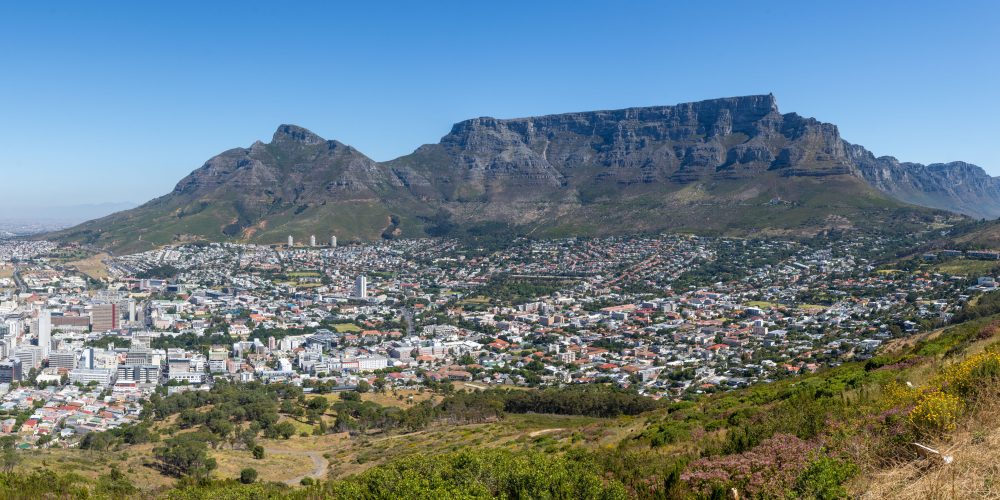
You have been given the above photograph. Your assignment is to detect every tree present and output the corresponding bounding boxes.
[356,380,371,393]
[1,448,19,473]
[252,445,265,460]
[239,467,258,484]
[153,433,218,478]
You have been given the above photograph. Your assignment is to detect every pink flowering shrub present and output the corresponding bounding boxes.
[681,433,817,497]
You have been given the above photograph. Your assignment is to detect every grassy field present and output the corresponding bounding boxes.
[15,443,176,491]
[340,388,438,408]
[211,448,316,483]
[928,258,1000,276]
[332,323,362,333]
[67,252,110,280]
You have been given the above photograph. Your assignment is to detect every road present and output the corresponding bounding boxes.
[264,448,328,485]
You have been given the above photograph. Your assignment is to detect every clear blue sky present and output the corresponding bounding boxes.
[1,0,997,211]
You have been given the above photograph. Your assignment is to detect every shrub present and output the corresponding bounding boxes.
[907,391,962,435]
[682,434,817,497]
[239,467,258,484]
[939,350,1000,398]
[794,456,859,499]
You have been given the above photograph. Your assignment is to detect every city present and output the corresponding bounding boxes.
[0,232,992,451]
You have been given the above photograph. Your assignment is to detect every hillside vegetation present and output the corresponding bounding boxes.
[9,296,1000,497]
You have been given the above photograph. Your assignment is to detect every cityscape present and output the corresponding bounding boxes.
[3,1,999,498]
[0,231,995,449]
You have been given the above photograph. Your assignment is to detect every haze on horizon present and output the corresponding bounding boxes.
[1,0,997,217]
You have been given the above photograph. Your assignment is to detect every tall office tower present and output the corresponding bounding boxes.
[37,310,51,359]
[4,319,20,348]
[288,235,294,247]
[14,346,41,370]
[330,235,337,247]
[91,304,118,332]
[128,300,137,323]
[354,275,367,299]
[0,359,22,383]
[268,336,276,351]
[85,347,96,369]
[310,235,317,247]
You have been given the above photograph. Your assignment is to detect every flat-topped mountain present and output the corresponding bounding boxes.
[51,95,993,252]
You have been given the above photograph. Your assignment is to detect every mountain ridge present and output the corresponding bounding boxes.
[49,95,992,252]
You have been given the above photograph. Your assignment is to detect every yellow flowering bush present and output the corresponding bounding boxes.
[908,391,962,434]
[938,350,1000,397]
[880,381,919,411]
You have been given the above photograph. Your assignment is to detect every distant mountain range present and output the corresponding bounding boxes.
[49,95,996,253]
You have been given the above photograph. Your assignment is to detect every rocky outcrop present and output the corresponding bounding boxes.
[848,144,1000,218]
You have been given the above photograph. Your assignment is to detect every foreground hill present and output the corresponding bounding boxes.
[50,95,992,253]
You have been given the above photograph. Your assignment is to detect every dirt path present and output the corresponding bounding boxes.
[264,448,327,485]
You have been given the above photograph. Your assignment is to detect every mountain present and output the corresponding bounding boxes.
[849,149,1000,219]
[51,95,986,253]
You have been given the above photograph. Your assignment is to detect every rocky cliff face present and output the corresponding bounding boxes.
[52,95,993,252]
[848,144,1000,219]
[387,94,859,202]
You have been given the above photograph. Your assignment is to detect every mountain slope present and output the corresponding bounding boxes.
[50,95,986,252]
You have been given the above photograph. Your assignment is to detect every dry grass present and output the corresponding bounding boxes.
[211,448,316,483]
[317,389,438,409]
[0,265,13,279]
[17,444,176,491]
[67,253,110,280]
[854,390,1000,498]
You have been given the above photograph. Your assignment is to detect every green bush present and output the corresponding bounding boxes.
[794,456,859,499]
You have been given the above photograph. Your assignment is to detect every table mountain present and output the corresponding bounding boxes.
[51,95,990,252]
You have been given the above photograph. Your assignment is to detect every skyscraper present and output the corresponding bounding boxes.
[354,275,367,299]
[288,235,294,247]
[91,304,118,332]
[37,309,51,359]
[310,234,317,247]
[330,235,337,247]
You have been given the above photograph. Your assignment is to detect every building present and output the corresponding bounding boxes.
[330,235,337,247]
[14,346,41,370]
[354,275,367,299]
[68,368,115,387]
[310,235,317,247]
[48,350,77,370]
[91,304,118,332]
[37,309,51,359]
[0,359,22,383]
[208,347,229,373]
[125,346,154,366]
[287,235,294,247]
[117,364,160,384]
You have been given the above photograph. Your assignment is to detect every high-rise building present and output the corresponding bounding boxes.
[37,310,51,359]
[208,347,229,373]
[91,304,118,332]
[330,235,337,247]
[310,235,317,247]
[0,359,23,383]
[128,300,137,323]
[48,350,77,370]
[268,336,276,351]
[354,275,367,299]
[14,347,41,370]
[287,235,294,247]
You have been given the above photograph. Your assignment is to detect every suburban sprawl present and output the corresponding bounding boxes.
[0,233,997,452]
